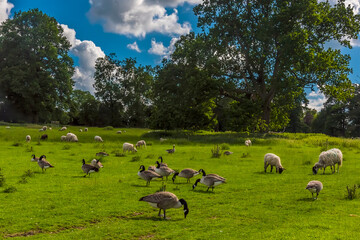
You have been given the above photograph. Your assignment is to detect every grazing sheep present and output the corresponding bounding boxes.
[312,148,343,175]
[5,126,10,129]
[94,136,103,142]
[123,142,137,153]
[42,126,47,131]
[65,133,78,142]
[91,159,104,168]
[136,140,146,148]
[60,135,66,141]
[245,139,252,147]
[79,129,83,132]
[160,137,167,142]
[223,151,233,155]
[40,134,48,140]
[264,153,285,174]
[59,126,67,131]
[25,135,31,142]
[84,128,88,132]
[117,130,122,134]
[306,180,323,199]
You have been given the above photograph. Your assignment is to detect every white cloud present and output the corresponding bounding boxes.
[127,41,141,53]
[148,37,178,59]
[326,0,360,14]
[87,0,200,37]
[0,0,14,24]
[307,90,327,111]
[61,24,105,94]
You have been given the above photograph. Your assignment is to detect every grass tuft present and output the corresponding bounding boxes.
[0,168,5,187]
[346,185,357,200]
[3,186,17,193]
[12,142,22,147]
[62,145,71,150]
[130,156,141,162]
[211,145,222,158]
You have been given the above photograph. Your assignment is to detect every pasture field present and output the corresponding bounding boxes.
[1,124,360,239]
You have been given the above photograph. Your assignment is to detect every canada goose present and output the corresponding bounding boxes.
[223,151,233,155]
[192,169,226,191]
[82,159,99,177]
[96,152,109,157]
[138,165,163,186]
[155,161,175,180]
[31,154,39,162]
[91,159,104,168]
[37,155,54,172]
[306,180,323,199]
[166,145,175,154]
[158,156,168,167]
[139,191,189,220]
[148,165,156,172]
[172,168,200,183]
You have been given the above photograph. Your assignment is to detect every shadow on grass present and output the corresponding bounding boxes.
[126,215,184,222]
[192,189,216,194]
[131,184,151,188]
[297,197,317,202]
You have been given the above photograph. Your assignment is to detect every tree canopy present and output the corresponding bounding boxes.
[0,9,74,123]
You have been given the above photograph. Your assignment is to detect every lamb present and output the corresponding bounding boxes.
[65,133,78,142]
[94,136,103,142]
[136,140,146,148]
[245,139,252,147]
[25,135,31,142]
[84,128,88,132]
[123,142,137,153]
[312,148,343,175]
[264,153,285,174]
[59,126,67,131]
[42,126,47,131]
[117,130,122,134]
[60,135,67,141]
[79,129,83,132]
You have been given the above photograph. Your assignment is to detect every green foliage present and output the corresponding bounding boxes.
[220,143,230,150]
[130,156,141,162]
[3,186,17,193]
[211,144,222,158]
[346,185,357,200]
[0,9,74,123]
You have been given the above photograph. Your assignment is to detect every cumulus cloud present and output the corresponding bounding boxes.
[307,90,327,111]
[148,37,178,59]
[127,41,141,53]
[61,24,105,94]
[87,0,200,37]
[0,0,13,24]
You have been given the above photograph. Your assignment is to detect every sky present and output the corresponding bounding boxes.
[1,0,360,111]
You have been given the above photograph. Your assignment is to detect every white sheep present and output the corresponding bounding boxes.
[94,136,103,142]
[312,148,343,175]
[65,132,78,142]
[245,139,252,146]
[136,140,146,148]
[264,153,285,174]
[123,142,137,153]
[79,129,83,132]
[84,128,88,132]
[59,126,67,131]
[117,130,122,134]
[42,126,47,131]
[25,135,31,142]
[60,135,67,141]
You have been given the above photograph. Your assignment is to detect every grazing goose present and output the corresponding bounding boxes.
[138,165,163,186]
[158,156,168,167]
[306,180,323,199]
[96,152,109,157]
[166,145,175,154]
[223,151,233,155]
[155,161,175,180]
[172,168,200,183]
[91,159,104,168]
[31,154,39,162]
[82,159,99,177]
[37,155,54,172]
[192,169,226,191]
[139,191,189,220]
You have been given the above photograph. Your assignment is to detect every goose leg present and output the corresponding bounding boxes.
[158,209,162,217]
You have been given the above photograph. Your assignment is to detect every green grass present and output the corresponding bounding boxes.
[0,125,360,239]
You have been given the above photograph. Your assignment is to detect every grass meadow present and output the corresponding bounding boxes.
[1,124,360,239]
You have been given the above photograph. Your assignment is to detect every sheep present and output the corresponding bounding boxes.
[117,130,122,134]
[79,129,83,132]
[65,132,78,142]
[136,140,146,148]
[84,128,88,132]
[264,153,285,174]
[40,134,48,140]
[25,135,31,142]
[245,139,252,147]
[60,135,67,141]
[94,136,103,142]
[312,148,343,175]
[42,126,47,131]
[123,142,137,153]
[59,126,67,131]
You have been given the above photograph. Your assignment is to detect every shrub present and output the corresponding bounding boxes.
[220,143,230,150]
[22,170,34,178]
[104,126,114,130]
[211,145,223,158]
[346,185,357,200]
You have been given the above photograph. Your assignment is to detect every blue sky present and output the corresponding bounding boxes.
[1,0,360,111]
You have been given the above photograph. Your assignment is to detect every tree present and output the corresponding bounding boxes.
[94,54,153,127]
[69,90,100,126]
[0,9,74,123]
[193,0,360,130]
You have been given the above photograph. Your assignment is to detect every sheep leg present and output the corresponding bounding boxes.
[270,166,273,172]
[264,163,268,172]
[323,167,326,174]
[206,187,210,191]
